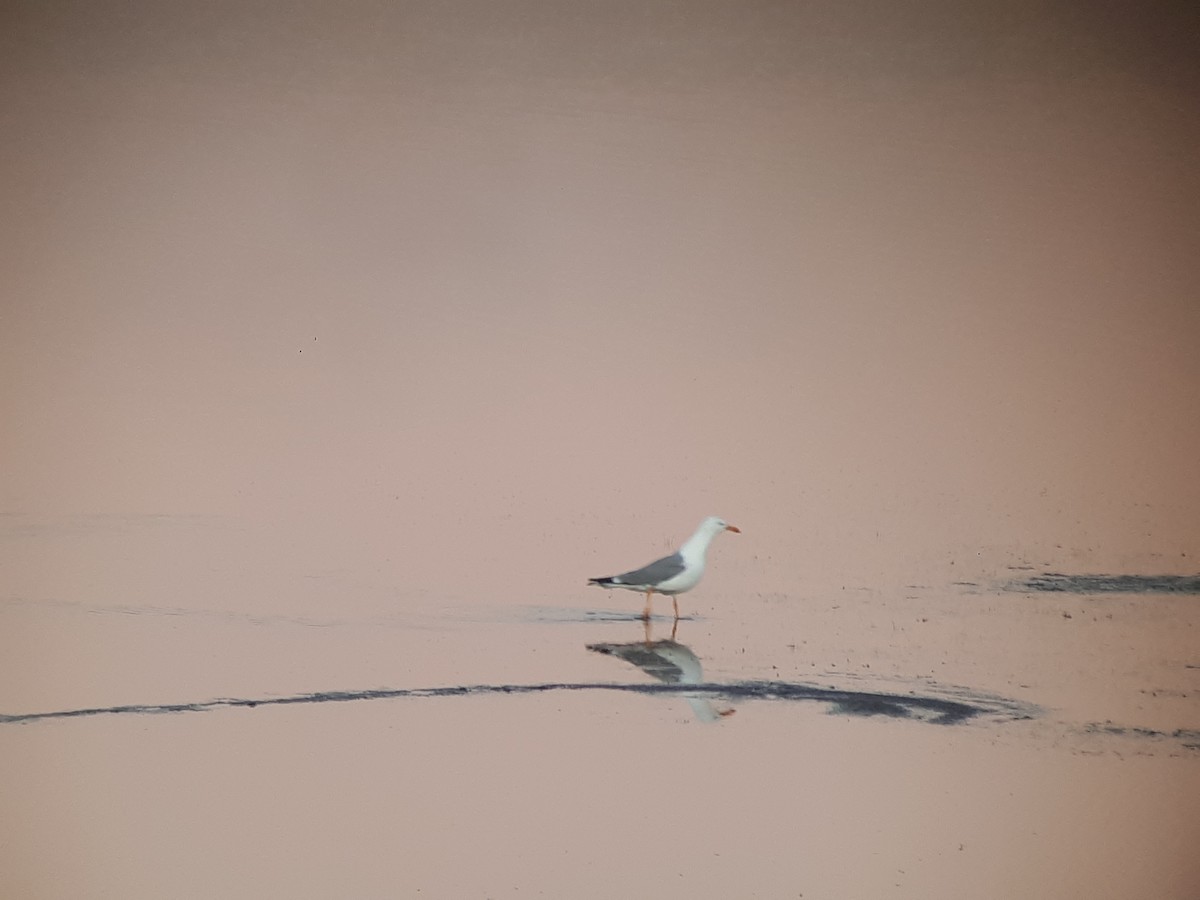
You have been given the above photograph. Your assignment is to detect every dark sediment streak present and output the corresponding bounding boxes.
[0,680,1033,726]
[1008,573,1200,594]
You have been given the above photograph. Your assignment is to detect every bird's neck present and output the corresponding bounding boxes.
[680,523,721,562]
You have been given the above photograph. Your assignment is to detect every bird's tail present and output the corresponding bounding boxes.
[588,577,619,587]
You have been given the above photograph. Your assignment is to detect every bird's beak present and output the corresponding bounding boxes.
[726,525,741,533]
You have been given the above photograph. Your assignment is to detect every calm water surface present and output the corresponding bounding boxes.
[2,3,1198,898]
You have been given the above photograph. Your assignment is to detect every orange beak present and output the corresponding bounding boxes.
[725,524,741,533]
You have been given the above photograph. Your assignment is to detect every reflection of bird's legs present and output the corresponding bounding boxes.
[641,590,653,621]
[670,616,678,642]
[643,616,652,646]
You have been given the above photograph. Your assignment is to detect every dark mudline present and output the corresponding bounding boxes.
[1010,573,1200,594]
[0,680,1031,726]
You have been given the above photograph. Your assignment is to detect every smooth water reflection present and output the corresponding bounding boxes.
[589,635,735,722]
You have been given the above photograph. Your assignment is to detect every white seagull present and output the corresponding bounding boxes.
[588,516,741,620]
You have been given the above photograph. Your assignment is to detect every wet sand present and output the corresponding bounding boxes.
[2,3,1198,898]
[2,521,1197,898]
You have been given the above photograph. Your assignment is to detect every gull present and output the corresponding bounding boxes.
[588,516,740,620]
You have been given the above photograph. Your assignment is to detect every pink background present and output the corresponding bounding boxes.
[2,3,1197,898]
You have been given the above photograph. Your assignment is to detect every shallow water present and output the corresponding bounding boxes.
[2,3,1198,898]
[3,521,1197,899]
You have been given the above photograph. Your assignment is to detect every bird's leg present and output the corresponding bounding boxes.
[641,590,652,621]
[672,595,680,620]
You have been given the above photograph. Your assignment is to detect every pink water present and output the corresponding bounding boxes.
[2,4,1198,898]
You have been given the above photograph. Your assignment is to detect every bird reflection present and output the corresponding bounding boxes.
[587,630,735,722]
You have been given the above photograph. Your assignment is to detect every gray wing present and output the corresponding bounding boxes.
[602,552,686,588]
